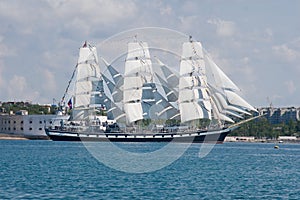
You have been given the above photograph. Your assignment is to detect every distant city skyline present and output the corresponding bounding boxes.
[0,0,299,107]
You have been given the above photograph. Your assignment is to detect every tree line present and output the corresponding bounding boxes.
[231,117,300,139]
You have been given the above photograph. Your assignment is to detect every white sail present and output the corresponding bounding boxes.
[218,112,235,123]
[123,76,143,102]
[224,90,256,112]
[101,58,123,86]
[155,74,178,102]
[179,76,207,90]
[123,41,153,124]
[73,42,101,120]
[213,92,251,115]
[160,65,179,88]
[127,42,151,59]
[182,41,203,59]
[150,74,180,120]
[203,52,256,124]
[77,39,255,128]
[101,74,123,103]
[180,59,206,76]
[124,59,152,78]
[124,102,143,123]
[179,41,212,122]
[205,55,239,91]
[77,44,99,65]
[179,102,209,122]
[125,42,152,82]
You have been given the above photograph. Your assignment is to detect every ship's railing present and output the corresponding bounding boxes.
[47,121,211,135]
[48,124,105,133]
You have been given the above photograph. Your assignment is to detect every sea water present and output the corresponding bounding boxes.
[0,140,299,199]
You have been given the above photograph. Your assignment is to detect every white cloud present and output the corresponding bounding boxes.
[207,18,236,37]
[42,69,57,93]
[272,44,300,62]
[0,0,299,107]
[178,15,199,33]
[0,35,15,57]
[48,0,138,25]
[264,28,273,41]
[7,75,39,101]
[160,5,172,16]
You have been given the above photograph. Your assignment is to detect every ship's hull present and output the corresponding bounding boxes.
[45,128,231,143]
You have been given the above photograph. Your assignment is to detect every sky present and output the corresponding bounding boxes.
[0,0,299,108]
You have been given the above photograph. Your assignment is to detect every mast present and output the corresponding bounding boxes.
[123,42,153,124]
[178,41,212,123]
[71,41,101,120]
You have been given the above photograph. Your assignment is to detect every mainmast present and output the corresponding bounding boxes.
[178,40,212,123]
[123,41,153,124]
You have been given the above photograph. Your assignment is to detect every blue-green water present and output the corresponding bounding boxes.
[1,140,299,199]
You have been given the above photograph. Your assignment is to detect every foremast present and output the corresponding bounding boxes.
[71,41,102,121]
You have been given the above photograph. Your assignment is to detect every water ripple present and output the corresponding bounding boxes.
[0,140,299,199]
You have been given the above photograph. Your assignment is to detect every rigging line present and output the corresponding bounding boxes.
[138,41,153,82]
[61,63,79,104]
[208,85,223,127]
[190,42,214,121]
[88,44,99,65]
[189,43,208,89]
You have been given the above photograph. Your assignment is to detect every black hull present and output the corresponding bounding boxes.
[45,128,231,144]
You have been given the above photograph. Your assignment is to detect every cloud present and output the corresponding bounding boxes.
[42,69,57,93]
[178,15,200,33]
[272,44,300,62]
[6,75,39,102]
[207,18,236,37]
[0,0,138,39]
[264,28,273,41]
[160,5,172,16]
[0,0,299,108]
[48,0,138,25]
[0,36,15,98]
[0,35,15,57]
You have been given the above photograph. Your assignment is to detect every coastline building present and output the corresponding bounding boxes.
[1,100,300,139]
[0,111,68,139]
[257,107,300,124]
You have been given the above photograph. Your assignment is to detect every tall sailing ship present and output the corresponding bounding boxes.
[45,38,258,143]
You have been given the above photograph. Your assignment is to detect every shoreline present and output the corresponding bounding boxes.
[0,133,49,140]
[225,136,300,143]
[0,134,28,140]
[0,134,299,143]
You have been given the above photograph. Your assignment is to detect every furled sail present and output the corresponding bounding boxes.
[178,41,212,123]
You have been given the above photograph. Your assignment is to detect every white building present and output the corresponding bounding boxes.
[0,114,68,139]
